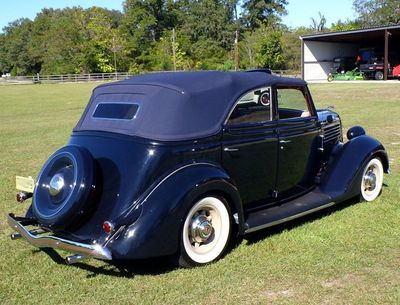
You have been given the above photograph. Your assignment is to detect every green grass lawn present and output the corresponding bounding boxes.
[1,82,399,305]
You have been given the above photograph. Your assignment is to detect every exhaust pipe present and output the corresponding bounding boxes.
[11,228,46,240]
[10,232,22,240]
[65,254,86,265]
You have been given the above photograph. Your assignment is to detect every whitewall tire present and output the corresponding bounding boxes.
[360,158,384,202]
[179,196,231,267]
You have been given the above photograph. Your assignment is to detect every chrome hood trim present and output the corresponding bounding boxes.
[8,214,112,263]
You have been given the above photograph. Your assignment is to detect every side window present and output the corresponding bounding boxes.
[277,87,311,119]
[227,87,272,125]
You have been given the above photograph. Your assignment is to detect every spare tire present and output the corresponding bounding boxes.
[32,145,96,228]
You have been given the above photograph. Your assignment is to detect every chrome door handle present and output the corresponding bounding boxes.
[223,147,239,152]
[279,140,291,144]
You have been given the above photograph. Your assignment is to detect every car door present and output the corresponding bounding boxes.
[222,87,278,206]
[275,85,320,199]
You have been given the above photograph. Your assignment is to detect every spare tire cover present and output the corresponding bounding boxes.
[32,145,95,228]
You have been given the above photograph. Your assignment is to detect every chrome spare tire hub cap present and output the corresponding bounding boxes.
[190,214,213,243]
[363,169,376,191]
[49,173,65,196]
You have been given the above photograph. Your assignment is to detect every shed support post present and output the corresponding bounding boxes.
[300,38,304,80]
[384,29,389,81]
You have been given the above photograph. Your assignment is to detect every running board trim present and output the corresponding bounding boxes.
[244,201,336,234]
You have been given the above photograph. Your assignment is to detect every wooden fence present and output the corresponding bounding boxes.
[0,70,301,85]
[36,72,136,83]
[0,72,136,84]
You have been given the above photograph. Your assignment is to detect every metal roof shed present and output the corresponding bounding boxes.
[300,25,400,81]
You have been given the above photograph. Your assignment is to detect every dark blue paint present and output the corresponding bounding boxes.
[110,164,241,259]
[15,71,389,262]
[320,135,389,199]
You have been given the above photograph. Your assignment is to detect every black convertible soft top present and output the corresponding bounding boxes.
[74,71,306,141]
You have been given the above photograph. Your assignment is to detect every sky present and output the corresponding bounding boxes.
[0,0,357,32]
[0,0,123,31]
[282,0,356,29]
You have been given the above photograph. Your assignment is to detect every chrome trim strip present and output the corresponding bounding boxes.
[104,226,125,247]
[244,201,336,234]
[121,162,216,217]
[144,162,214,202]
[8,214,112,262]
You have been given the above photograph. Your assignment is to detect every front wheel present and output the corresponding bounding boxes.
[178,196,231,267]
[360,158,384,201]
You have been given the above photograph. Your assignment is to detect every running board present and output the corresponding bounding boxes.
[244,189,335,234]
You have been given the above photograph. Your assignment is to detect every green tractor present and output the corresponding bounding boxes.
[327,68,365,82]
[327,57,365,81]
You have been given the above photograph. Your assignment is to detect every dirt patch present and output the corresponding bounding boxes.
[261,288,295,301]
[321,273,362,289]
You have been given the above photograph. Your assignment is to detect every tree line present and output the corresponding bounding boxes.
[0,0,397,76]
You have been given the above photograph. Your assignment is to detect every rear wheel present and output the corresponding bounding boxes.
[360,158,383,202]
[375,71,384,80]
[178,196,231,267]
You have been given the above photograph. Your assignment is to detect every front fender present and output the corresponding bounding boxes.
[109,162,242,260]
[321,134,389,200]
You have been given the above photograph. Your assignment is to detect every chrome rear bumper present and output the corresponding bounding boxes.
[8,214,112,264]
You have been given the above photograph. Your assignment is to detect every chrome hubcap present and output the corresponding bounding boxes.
[363,169,376,191]
[49,173,65,196]
[190,214,213,243]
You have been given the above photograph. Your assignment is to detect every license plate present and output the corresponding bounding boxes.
[16,176,35,193]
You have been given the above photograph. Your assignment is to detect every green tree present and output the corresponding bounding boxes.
[121,0,177,70]
[2,18,36,75]
[240,26,285,70]
[256,30,284,69]
[241,0,288,29]
[174,0,237,69]
[26,8,89,74]
[38,9,87,74]
[146,33,173,71]
[331,19,362,31]
[0,34,11,73]
[27,9,56,73]
[281,27,312,70]
[0,0,297,75]
[353,0,400,26]
[86,7,125,73]
[19,7,125,74]
[240,30,259,68]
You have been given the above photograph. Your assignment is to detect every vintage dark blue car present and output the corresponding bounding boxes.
[9,70,389,267]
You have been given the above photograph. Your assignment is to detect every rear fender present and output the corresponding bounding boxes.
[321,134,389,200]
[110,162,243,259]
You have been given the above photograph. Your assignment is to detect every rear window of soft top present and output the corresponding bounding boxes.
[93,103,139,120]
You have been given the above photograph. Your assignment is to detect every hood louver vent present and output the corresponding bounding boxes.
[323,121,342,144]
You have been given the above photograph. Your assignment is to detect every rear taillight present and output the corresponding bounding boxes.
[103,221,114,234]
[16,192,32,203]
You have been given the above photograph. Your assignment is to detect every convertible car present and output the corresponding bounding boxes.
[9,70,389,267]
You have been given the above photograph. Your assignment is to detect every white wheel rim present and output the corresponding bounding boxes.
[182,197,230,264]
[361,158,383,201]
